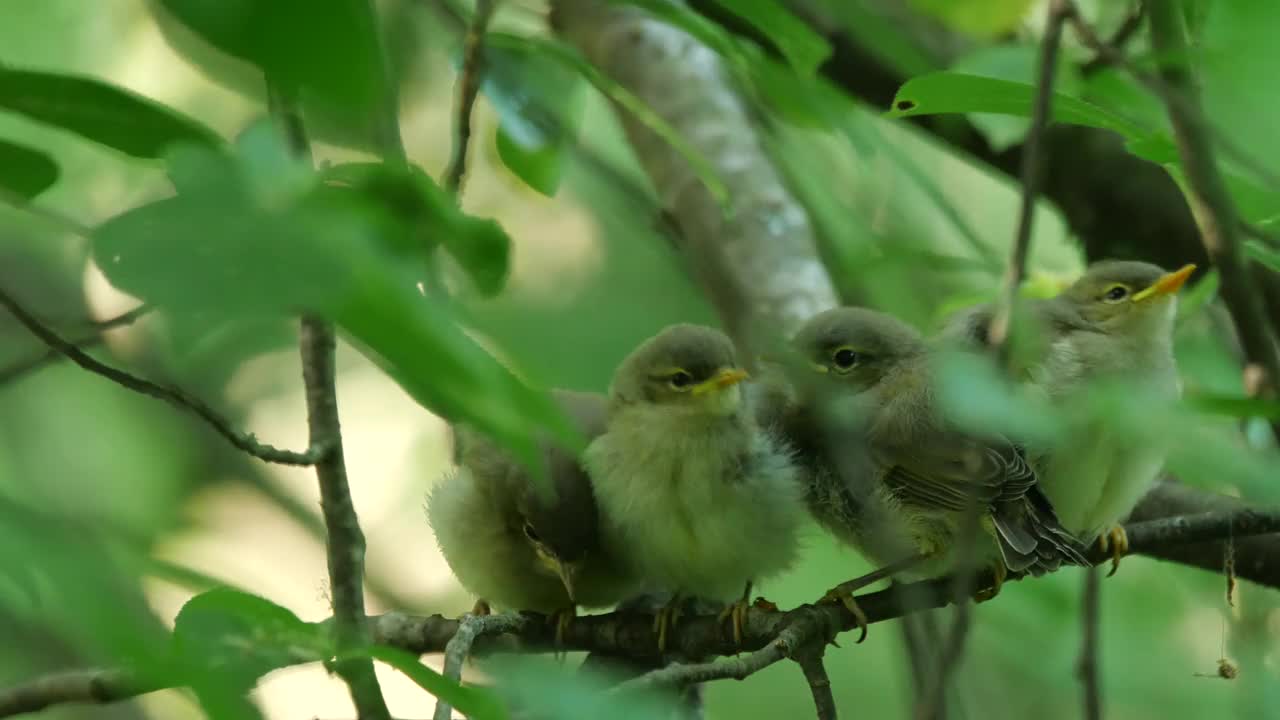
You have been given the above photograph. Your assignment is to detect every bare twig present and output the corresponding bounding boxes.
[1146,3,1280,432]
[795,646,838,720]
[988,0,1071,356]
[433,613,527,720]
[0,288,320,465]
[0,304,151,385]
[0,669,160,717]
[5,507,1278,718]
[269,83,391,720]
[1080,1,1145,76]
[1079,567,1102,720]
[442,0,498,195]
[916,603,969,720]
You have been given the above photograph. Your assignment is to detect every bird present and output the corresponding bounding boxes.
[942,261,1194,573]
[583,324,806,650]
[427,390,638,641]
[774,307,1086,634]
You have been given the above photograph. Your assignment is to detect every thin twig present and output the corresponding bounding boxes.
[916,602,969,720]
[0,288,320,465]
[4,508,1278,718]
[269,82,391,720]
[433,613,527,720]
[1079,567,1102,720]
[442,0,498,195]
[1145,2,1280,441]
[795,647,838,720]
[0,304,152,385]
[1080,1,1145,76]
[988,0,1071,358]
[0,669,160,717]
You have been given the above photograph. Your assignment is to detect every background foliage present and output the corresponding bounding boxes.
[1,1,1277,718]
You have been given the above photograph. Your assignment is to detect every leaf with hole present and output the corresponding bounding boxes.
[0,139,58,200]
[0,67,221,158]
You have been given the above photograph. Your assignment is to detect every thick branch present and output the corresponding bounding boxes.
[551,0,838,349]
[795,647,838,720]
[269,84,390,720]
[1147,3,1280,410]
[0,288,320,465]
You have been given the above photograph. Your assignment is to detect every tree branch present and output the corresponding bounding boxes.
[268,82,391,720]
[1146,3,1280,425]
[1078,567,1102,720]
[795,646,838,720]
[0,288,320,465]
[989,0,1071,354]
[433,613,527,720]
[550,0,839,351]
[0,670,159,718]
[0,304,151,385]
[5,509,1273,719]
[442,0,497,195]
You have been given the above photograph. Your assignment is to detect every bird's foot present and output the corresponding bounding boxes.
[972,562,1007,603]
[716,598,755,646]
[548,605,576,648]
[471,599,492,617]
[1097,525,1129,577]
[819,583,869,644]
[652,596,684,653]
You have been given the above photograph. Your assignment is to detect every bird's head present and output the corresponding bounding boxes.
[609,324,749,417]
[1057,260,1195,339]
[513,473,601,604]
[792,307,925,394]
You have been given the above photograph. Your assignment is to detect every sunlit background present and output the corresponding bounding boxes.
[1,1,1277,719]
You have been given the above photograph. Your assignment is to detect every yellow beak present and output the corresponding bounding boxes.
[554,560,578,603]
[1132,263,1196,302]
[691,367,750,396]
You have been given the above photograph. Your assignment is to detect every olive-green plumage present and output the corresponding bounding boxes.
[775,307,1085,579]
[428,390,638,614]
[941,260,1191,543]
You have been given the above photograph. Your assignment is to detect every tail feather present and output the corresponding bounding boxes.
[991,487,1088,575]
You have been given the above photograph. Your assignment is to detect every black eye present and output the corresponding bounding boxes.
[668,371,693,389]
[832,348,860,370]
[522,522,541,542]
[1104,285,1129,301]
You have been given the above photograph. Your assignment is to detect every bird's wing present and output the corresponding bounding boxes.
[877,435,1023,512]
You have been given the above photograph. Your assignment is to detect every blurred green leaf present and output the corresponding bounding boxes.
[365,645,507,720]
[948,44,1082,151]
[1176,268,1219,326]
[1244,238,1280,272]
[0,67,221,158]
[488,32,730,208]
[0,139,58,200]
[481,38,585,197]
[92,133,571,473]
[173,587,325,690]
[706,0,831,74]
[1185,392,1280,420]
[908,0,1036,37]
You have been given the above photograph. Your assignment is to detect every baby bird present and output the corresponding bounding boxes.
[780,308,1085,631]
[428,390,637,640]
[584,324,805,650]
[942,261,1193,571]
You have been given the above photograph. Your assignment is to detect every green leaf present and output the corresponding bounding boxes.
[1245,239,1280,272]
[887,72,1152,139]
[948,44,1083,151]
[1185,392,1280,420]
[908,0,1037,38]
[0,67,221,158]
[154,0,390,149]
[92,135,571,472]
[487,33,730,209]
[172,588,325,690]
[0,139,58,199]
[481,38,585,197]
[1176,268,1220,324]
[706,0,832,74]
[322,161,510,294]
[365,645,508,720]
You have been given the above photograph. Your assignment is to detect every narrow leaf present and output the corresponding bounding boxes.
[706,0,832,74]
[0,67,221,158]
[0,139,58,199]
[365,645,508,720]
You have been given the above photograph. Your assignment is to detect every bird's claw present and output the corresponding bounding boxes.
[1097,525,1129,577]
[716,598,753,646]
[653,599,683,653]
[819,585,868,644]
[973,562,1007,603]
[548,605,576,648]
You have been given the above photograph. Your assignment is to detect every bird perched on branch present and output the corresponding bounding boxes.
[942,260,1194,573]
[428,391,637,641]
[773,307,1085,634]
[584,324,805,650]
